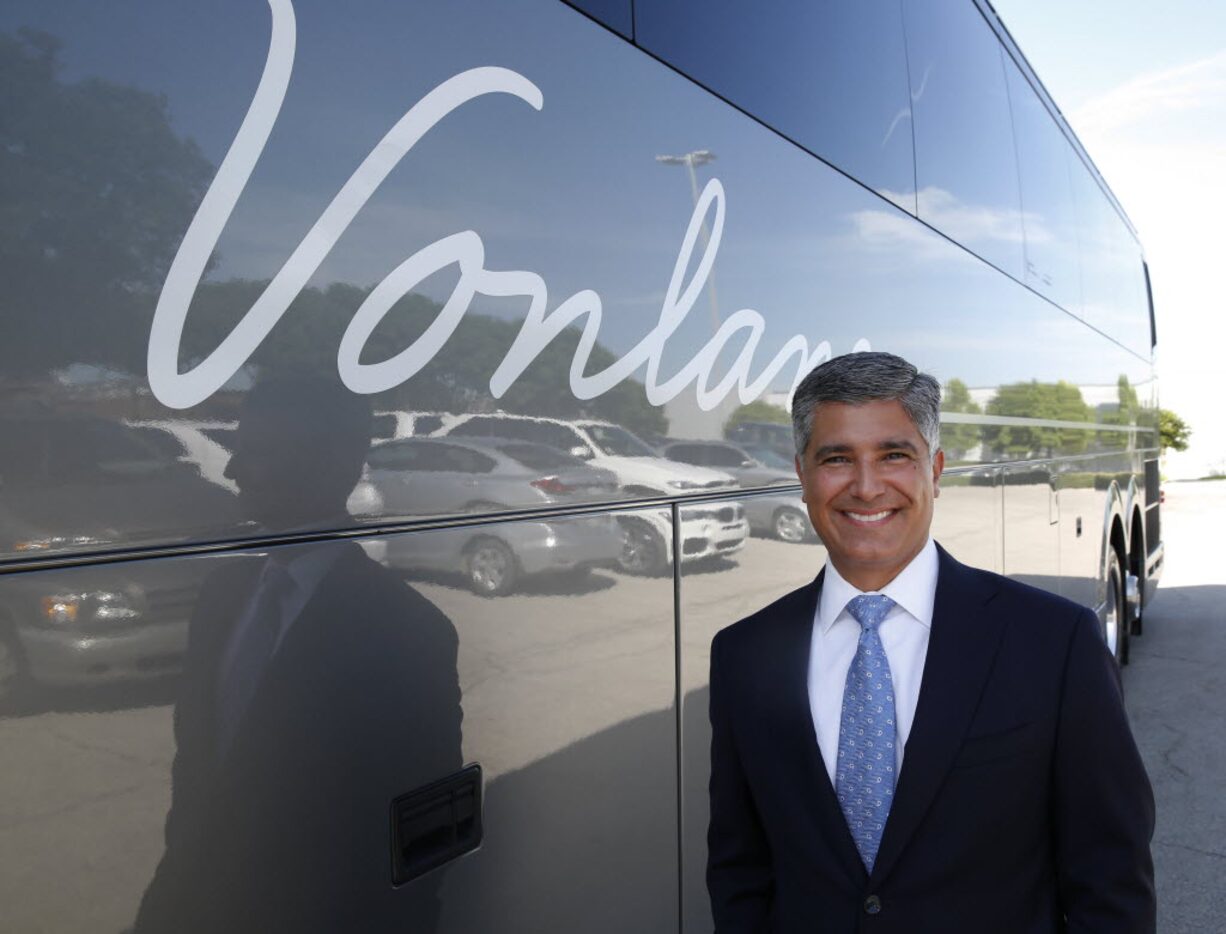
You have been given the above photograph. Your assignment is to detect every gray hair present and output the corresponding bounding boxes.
[791,352,941,459]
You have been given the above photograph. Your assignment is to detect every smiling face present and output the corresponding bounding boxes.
[795,399,943,592]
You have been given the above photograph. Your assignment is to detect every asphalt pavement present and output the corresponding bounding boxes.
[1125,479,1226,933]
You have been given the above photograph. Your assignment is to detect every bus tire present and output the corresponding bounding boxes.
[1103,547,1129,667]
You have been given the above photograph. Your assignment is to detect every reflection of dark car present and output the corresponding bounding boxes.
[661,440,814,544]
[725,420,794,459]
[0,553,237,697]
[742,445,795,471]
[0,416,243,699]
[367,437,624,595]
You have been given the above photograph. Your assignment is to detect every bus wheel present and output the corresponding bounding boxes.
[1103,548,1129,666]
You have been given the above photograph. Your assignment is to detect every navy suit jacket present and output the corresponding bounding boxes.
[707,544,1155,933]
[136,544,462,933]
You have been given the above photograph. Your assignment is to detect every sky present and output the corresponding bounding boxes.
[993,0,1226,479]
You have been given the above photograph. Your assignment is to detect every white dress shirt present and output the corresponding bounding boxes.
[808,538,939,785]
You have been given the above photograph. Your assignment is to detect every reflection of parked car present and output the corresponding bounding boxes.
[128,419,384,518]
[370,410,459,445]
[437,415,749,573]
[660,440,814,543]
[0,553,239,696]
[368,437,624,594]
[440,414,738,497]
[368,436,621,514]
[0,416,245,699]
[743,444,795,471]
[725,420,793,458]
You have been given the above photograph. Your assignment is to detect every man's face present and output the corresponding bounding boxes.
[794,399,943,592]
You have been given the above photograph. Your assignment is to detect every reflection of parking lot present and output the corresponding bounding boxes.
[0,476,1085,933]
[0,530,816,934]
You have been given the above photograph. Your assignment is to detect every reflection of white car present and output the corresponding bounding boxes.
[437,414,747,574]
[613,503,749,576]
[439,414,738,497]
[660,440,814,543]
[126,419,384,518]
[371,410,460,445]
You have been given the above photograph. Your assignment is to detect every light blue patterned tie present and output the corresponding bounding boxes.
[835,593,898,872]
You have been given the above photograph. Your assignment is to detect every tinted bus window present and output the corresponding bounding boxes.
[635,0,917,212]
[903,0,1024,279]
[563,0,632,39]
[1069,158,1151,356]
[1003,57,1082,313]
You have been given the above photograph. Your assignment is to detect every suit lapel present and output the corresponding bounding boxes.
[774,570,871,886]
[869,545,1005,885]
[221,544,365,764]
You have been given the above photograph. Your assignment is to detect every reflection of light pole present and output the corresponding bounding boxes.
[656,150,719,336]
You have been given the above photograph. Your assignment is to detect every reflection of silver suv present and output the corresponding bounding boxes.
[440,414,738,497]
[438,415,749,574]
[368,437,623,595]
[661,440,814,543]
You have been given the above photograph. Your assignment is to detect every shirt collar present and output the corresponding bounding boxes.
[817,537,939,633]
[263,545,344,599]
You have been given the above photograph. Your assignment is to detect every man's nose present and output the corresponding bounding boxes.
[849,460,886,499]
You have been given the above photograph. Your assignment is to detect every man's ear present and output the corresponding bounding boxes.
[794,454,806,500]
[932,448,945,496]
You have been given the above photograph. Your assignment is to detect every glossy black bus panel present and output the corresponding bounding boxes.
[0,1,1159,931]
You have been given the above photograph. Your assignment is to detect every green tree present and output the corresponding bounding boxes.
[940,378,982,463]
[983,381,1092,458]
[726,399,790,430]
[0,29,214,375]
[1158,408,1191,454]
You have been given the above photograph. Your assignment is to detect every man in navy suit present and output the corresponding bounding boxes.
[707,352,1155,933]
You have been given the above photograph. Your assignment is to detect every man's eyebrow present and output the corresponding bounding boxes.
[811,444,852,460]
[810,439,920,460]
[879,439,919,453]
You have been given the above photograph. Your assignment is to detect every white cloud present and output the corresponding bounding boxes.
[1072,50,1226,137]
[1068,49,1226,478]
[849,186,1044,257]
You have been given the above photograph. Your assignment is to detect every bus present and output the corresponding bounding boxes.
[0,1,1161,931]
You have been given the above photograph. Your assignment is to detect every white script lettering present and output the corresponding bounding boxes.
[148,0,857,410]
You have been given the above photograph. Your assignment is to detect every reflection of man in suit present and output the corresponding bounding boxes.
[136,377,462,933]
[708,353,1154,932]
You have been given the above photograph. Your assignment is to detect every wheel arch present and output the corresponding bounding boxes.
[1094,481,1129,615]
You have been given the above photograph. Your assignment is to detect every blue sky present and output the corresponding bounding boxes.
[994,0,1226,478]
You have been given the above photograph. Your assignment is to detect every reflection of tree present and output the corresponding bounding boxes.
[725,400,789,431]
[1098,374,1141,448]
[983,381,1092,458]
[181,282,666,434]
[0,27,665,432]
[940,378,981,463]
[0,30,213,375]
[1116,375,1140,422]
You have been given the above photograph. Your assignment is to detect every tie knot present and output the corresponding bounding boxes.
[845,594,895,631]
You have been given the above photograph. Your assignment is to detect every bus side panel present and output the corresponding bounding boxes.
[0,512,678,932]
